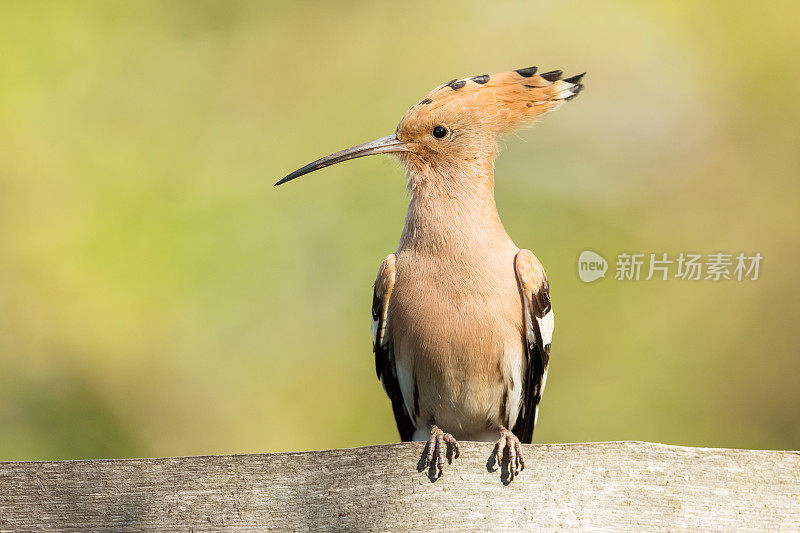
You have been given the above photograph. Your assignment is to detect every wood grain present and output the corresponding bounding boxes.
[1,441,798,532]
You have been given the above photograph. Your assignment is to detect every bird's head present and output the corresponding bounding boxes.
[276,67,584,187]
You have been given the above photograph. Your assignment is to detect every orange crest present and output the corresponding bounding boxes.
[399,67,584,137]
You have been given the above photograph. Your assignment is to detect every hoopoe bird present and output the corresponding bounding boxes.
[277,66,584,480]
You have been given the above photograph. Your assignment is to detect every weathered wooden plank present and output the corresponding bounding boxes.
[1,441,798,532]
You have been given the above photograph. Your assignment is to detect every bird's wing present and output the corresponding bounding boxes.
[512,249,554,444]
[372,253,416,441]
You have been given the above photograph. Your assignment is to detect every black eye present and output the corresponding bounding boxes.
[432,125,448,139]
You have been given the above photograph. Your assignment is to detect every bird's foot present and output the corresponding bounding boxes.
[496,426,525,481]
[425,425,460,478]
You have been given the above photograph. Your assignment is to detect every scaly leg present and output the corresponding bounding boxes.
[496,426,526,481]
[425,424,461,477]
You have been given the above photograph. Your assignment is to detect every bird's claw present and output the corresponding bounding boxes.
[425,425,460,477]
[496,427,525,481]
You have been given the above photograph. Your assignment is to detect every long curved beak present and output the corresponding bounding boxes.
[275,134,408,186]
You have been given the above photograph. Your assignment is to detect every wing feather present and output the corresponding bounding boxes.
[512,249,554,444]
[373,254,416,441]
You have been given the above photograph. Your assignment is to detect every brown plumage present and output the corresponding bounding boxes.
[278,66,583,480]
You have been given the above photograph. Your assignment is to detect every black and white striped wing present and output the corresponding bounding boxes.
[512,249,554,444]
[372,253,416,442]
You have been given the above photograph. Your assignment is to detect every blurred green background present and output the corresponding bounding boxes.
[1,1,798,460]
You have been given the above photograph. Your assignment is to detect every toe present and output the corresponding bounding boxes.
[436,435,446,472]
[450,437,461,459]
[515,440,526,471]
[497,434,507,465]
[426,434,436,467]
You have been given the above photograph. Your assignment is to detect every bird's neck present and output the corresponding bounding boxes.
[397,162,512,256]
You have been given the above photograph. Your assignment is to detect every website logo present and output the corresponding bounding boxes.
[578,250,608,283]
